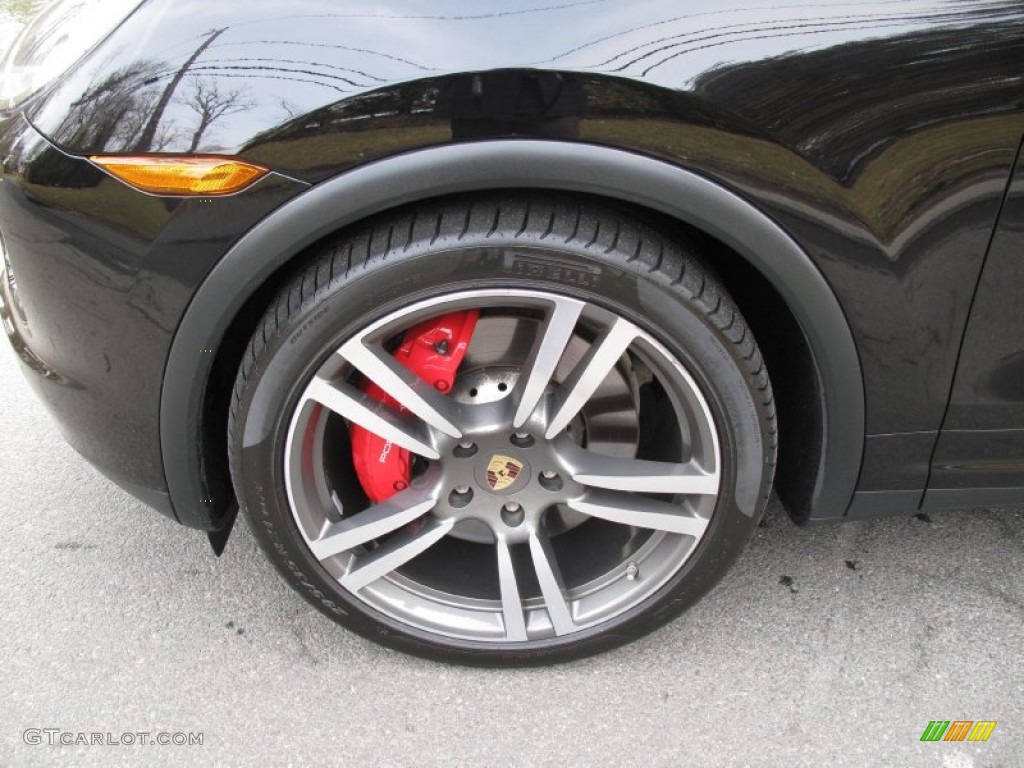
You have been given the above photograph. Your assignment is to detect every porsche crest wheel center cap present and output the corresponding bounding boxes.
[476,452,530,495]
[486,454,523,491]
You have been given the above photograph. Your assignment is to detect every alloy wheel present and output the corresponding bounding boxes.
[283,289,721,644]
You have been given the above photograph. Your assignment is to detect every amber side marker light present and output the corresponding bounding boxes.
[89,155,268,196]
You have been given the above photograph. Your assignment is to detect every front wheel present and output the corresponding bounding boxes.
[228,193,776,665]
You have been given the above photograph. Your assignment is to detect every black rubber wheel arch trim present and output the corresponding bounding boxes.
[159,139,864,531]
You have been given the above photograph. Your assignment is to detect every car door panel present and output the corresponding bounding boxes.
[925,137,1024,506]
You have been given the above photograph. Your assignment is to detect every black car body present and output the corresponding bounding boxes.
[2,0,1022,663]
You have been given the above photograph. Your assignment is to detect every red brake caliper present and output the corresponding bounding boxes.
[351,310,479,503]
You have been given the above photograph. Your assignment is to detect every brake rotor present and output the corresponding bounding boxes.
[453,315,640,455]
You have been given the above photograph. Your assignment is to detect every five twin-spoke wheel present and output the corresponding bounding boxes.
[229,194,775,664]
[285,291,721,643]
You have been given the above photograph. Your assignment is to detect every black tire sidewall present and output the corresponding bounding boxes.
[232,242,769,665]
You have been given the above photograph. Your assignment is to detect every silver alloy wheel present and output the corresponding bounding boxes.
[284,289,721,644]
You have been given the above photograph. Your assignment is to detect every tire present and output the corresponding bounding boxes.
[228,192,776,666]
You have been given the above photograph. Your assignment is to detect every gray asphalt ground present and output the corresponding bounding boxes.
[1,339,1023,768]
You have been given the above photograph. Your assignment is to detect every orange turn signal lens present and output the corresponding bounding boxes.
[89,155,268,196]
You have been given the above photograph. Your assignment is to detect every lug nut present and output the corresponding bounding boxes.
[449,485,473,509]
[453,441,478,458]
[501,502,525,527]
[510,432,535,448]
[538,470,563,491]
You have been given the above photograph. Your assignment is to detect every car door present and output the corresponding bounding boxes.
[924,139,1024,510]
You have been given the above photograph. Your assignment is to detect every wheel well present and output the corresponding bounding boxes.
[198,190,823,528]
[695,228,823,522]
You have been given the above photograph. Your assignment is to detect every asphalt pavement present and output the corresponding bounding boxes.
[1,332,1022,768]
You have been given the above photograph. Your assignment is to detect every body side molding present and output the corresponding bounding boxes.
[160,140,864,529]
